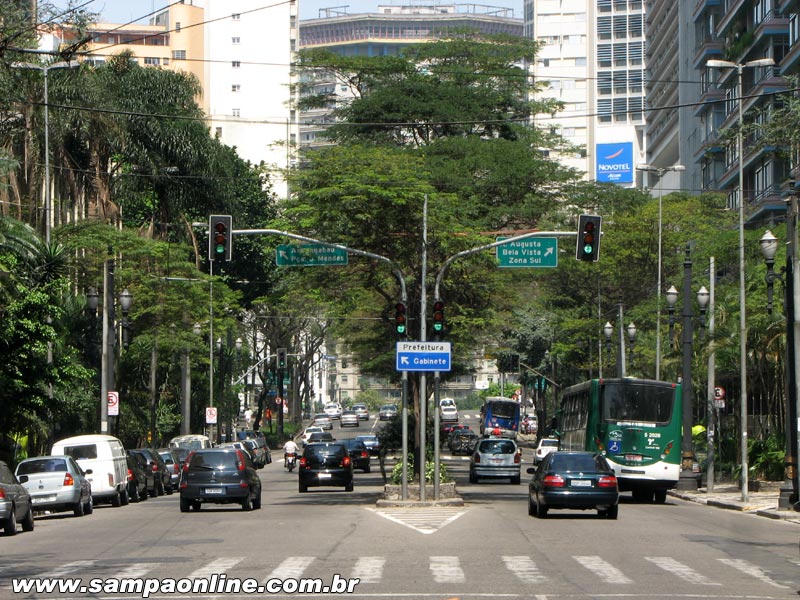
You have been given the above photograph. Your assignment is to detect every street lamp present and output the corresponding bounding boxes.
[668,246,710,491]
[12,61,79,245]
[636,164,685,380]
[603,321,614,361]
[627,323,637,368]
[707,56,775,502]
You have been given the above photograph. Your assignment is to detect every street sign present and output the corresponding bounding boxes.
[496,237,558,268]
[396,341,451,372]
[107,391,119,416]
[276,243,348,266]
[205,406,218,424]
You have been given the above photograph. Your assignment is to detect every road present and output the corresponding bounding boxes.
[2,410,799,599]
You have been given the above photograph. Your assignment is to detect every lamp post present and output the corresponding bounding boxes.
[627,323,637,369]
[760,225,800,510]
[603,321,614,377]
[666,246,709,491]
[179,322,203,436]
[12,61,79,244]
[707,56,775,502]
[636,164,685,380]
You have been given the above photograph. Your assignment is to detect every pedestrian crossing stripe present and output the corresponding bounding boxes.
[366,506,467,534]
[4,555,793,591]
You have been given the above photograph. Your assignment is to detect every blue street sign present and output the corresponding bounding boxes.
[396,341,452,372]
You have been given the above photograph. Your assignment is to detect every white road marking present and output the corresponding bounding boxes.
[502,555,547,583]
[188,557,244,580]
[718,558,790,589]
[574,555,633,584]
[645,556,719,585]
[367,507,467,534]
[264,556,315,582]
[351,556,385,583]
[429,555,465,583]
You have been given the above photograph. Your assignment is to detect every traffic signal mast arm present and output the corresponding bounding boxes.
[433,230,579,302]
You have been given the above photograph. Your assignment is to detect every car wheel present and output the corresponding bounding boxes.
[605,505,619,520]
[21,506,34,532]
[3,509,17,535]
[84,495,94,515]
[654,489,667,504]
[111,491,121,507]
[241,492,252,511]
[120,488,129,506]
[299,483,308,493]
[345,481,354,492]
[180,498,191,513]
[73,499,85,517]
[166,482,174,495]
[253,491,262,510]
[536,501,548,519]
[192,501,201,511]
[511,476,521,485]
[528,496,536,517]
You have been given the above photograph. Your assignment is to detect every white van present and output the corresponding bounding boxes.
[51,435,128,506]
[168,434,212,452]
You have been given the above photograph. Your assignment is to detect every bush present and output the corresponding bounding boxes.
[389,447,451,484]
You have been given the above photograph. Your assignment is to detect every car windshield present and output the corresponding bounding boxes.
[17,458,67,474]
[549,453,602,472]
[541,439,559,448]
[189,452,239,470]
[479,440,516,454]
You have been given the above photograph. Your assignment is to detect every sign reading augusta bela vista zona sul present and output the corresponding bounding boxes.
[596,142,633,184]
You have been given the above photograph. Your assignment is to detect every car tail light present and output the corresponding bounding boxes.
[63,473,75,487]
[543,474,565,488]
[236,450,246,471]
[342,456,351,467]
[0,489,6,500]
[173,463,180,474]
[514,451,522,464]
[151,463,159,472]
[361,451,369,459]
[183,451,195,472]
[127,468,134,482]
[180,482,187,490]
[107,473,114,488]
[299,457,308,468]
[473,453,480,463]
[597,475,617,488]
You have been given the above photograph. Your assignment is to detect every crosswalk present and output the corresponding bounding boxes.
[11,553,793,591]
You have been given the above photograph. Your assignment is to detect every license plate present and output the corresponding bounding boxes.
[318,473,332,479]
[625,454,643,462]
[491,458,504,464]
[32,495,56,504]
[571,479,592,487]
[204,488,224,495]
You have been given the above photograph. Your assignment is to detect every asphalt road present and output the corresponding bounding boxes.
[2,412,799,599]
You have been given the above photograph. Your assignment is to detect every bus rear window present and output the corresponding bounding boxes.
[601,383,674,423]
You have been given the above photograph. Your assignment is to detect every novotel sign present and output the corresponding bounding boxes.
[596,142,633,184]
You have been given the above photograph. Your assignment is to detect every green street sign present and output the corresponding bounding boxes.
[496,237,558,268]
[276,243,348,267]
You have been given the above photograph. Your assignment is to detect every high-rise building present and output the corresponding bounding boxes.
[524,0,644,187]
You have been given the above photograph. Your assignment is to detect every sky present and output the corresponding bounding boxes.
[53,0,522,24]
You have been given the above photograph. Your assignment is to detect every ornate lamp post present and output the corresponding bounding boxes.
[627,323,637,368]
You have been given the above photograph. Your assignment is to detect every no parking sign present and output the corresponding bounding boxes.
[107,391,119,416]
[206,406,218,424]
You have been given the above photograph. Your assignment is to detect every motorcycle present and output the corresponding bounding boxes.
[285,452,297,472]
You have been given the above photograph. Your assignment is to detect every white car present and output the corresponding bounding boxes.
[301,426,324,446]
[439,405,459,423]
[324,402,342,420]
[534,438,559,465]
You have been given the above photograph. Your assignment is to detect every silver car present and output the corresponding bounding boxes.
[340,410,360,428]
[0,460,34,535]
[469,437,522,484]
[15,456,94,517]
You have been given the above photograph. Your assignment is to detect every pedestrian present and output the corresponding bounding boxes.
[265,407,273,433]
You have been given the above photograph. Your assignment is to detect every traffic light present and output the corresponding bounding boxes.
[394,302,407,337]
[209,215,233,261]
[277,348,287,369]
[432,300,445,338]
[576,214,602,262]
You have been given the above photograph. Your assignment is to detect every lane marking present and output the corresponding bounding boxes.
[430,556,465,583]
[574,555,632,584]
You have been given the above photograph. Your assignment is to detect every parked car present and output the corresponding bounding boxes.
[301,426,324,446]
[341,439,371,473]
[312,414,333,430]
[299,442,354,493]
[157,449,182,491]
[352,403,370,421]
[354,434,381,457]
[242,439,270,468]
[130,448,171,495]
[534,438,560,465]
[179,448,262,512]
[439,398,459,423]
[448,429,479,455]
[15,456,93,517]
[469,437,522,484]
[378,404,398,421]
[527,451,619,519]
[324,402,342,420]
[0,460,34,535]
[51,434,128,506]
[125,454,148,503]
[127,450,157,498]
[340,410,360,428]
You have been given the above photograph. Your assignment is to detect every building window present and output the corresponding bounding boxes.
[232,61,240,68]
[144,57,161,65]
[232,84,241,92]
[232,37,240,45]
[232,108,240,117]
[175,22,181,32]
[172,50,186,60]
[215,127,222,138]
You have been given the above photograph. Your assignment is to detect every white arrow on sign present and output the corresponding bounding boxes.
[544,247,554,257]
[401,357,409,365]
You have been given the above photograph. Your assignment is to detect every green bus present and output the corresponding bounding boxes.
[557,378,682,503]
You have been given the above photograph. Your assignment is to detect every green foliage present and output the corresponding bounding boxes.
[389,448,452,484]
[748,434,785,481]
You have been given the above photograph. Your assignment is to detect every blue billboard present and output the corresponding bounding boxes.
[596,142,633,184]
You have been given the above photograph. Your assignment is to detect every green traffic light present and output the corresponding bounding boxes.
[583,243,594,254]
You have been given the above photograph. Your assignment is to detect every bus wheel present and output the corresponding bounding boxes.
[654,489,667,504]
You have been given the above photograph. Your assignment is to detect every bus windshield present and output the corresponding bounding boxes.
[601,382,675,424]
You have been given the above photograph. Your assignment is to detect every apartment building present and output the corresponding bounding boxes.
[52,0,297,198]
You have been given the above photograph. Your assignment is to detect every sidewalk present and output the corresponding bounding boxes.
[668,481,800,523]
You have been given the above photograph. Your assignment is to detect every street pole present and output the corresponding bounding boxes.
[419,195,428,502]
[676,245,698,491]
[706,257,716,493]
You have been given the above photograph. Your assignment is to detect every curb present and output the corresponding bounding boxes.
[375,498,465,508]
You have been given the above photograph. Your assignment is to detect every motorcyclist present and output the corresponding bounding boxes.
[283,438,299,468]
